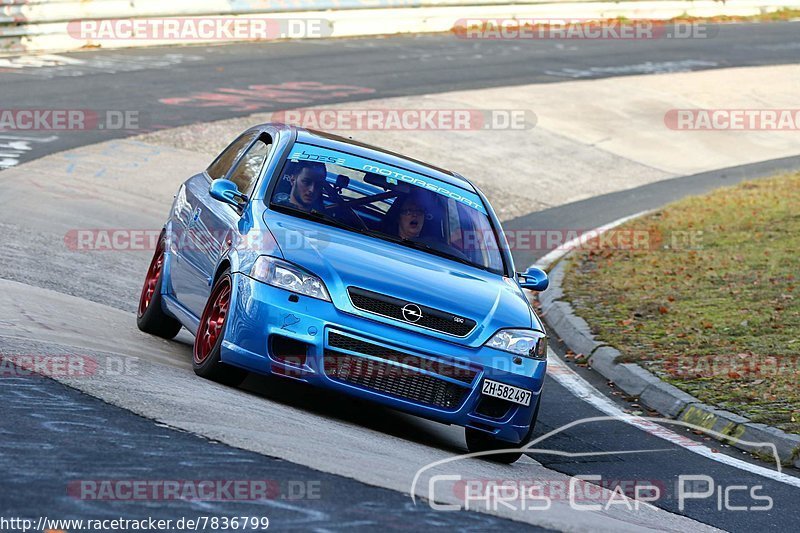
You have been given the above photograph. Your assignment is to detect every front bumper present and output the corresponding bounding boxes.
[221,273,546,443]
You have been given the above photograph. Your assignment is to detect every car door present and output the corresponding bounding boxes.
[196,133,274,292]
[170,132,268,318]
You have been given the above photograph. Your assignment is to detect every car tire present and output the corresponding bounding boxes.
[137,234,182,339]
[192,269,248,387]
[465,397,541,464]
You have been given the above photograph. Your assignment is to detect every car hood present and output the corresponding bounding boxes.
[266,211,534,344]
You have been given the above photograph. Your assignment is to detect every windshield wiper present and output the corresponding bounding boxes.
[307,209,362,232]
[272,203,361,233]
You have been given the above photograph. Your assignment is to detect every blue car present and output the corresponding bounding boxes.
[137,123,549,463]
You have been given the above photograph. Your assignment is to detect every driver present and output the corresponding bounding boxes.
[274,161,327,211]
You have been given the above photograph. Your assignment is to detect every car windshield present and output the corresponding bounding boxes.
[269,142,506,275]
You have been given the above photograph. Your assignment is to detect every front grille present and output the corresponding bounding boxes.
[327,331,476,384]
[324,350,468,409]
[348,287,476,337]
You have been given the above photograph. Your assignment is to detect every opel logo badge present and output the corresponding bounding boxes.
[401,303,423,323]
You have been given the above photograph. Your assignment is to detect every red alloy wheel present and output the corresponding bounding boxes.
[194,276,232,365]
[138,239,165,317]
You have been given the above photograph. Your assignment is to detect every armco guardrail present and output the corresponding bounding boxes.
[2,0,799,54]
[1,0,580,23]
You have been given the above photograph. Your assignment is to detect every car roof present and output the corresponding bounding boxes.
[253,123,478,193]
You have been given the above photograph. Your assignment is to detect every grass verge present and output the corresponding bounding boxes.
[562,173,800,434]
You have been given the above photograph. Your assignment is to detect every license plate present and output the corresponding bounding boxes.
[481,379,531,406]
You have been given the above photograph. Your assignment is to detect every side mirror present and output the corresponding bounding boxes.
[209,179,247,208]
[519,267,549,292]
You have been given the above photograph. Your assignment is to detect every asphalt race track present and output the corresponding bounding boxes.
[1,22,800,532]
[2,22,800,168]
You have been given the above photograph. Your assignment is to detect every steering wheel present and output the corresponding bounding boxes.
[324,201,369,231]
[429,240,472,262]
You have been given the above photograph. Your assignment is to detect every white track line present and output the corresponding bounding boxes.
[546,354,800,488]
[533,209,800,488]
[532,210,650,271]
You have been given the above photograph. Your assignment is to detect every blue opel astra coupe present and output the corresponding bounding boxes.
[137,123,549,463]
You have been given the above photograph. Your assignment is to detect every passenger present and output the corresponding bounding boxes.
[397,196,427,240]
[385,191,431,241]
[274,161,327,211]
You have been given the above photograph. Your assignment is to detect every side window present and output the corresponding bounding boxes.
[206,132,257,180]
[228,138,272,197]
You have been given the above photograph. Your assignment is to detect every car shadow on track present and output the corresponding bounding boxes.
[171,332,468,454]
[244,373,467,452]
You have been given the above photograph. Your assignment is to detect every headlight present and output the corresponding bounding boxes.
[486,329,547,360]
[250,256,331,301]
